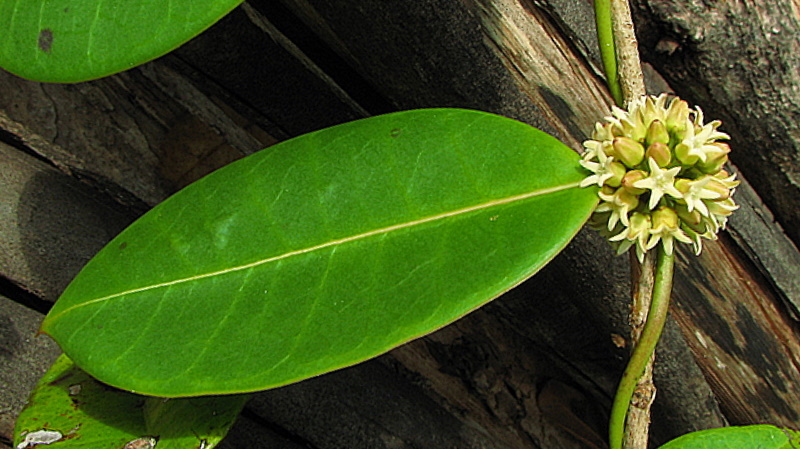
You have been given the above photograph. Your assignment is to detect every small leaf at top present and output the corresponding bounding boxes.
[14,354,249,449]
[41,108,598,397]
[658,425,800,449]
[0,0,243,82]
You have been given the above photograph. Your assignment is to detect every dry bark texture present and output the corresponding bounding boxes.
[2,1,799,448]
[633,0,800,247]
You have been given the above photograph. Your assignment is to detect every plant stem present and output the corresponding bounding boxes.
[594,0,624,106]
[623,251,656,449]
[608,249,675,449]
[596,1,655,447]
[609,0,645,105]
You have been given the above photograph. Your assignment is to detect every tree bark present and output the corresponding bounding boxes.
[633,0,800,248]
[2,1,799,448]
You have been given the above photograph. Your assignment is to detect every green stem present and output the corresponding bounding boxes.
[608,249,675,449]
[594,0,624,107]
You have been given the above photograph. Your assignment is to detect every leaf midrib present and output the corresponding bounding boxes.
[48,181,581,321]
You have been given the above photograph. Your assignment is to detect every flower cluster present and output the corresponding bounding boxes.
[581,94,738,261]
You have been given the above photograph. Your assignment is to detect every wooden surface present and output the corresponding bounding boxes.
[2,1,799,448]
[633,0,800,246]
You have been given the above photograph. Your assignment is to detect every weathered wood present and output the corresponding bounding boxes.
[0,142,138,301]
[172,3,371,136]
[0,296,60,448]
[672,236,800,427]
[632,0,800,249]
[0,60,275,206]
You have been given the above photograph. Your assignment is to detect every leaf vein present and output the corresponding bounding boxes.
[52,181,581,318]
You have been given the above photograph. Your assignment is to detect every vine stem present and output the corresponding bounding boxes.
[593,0,623,106]
[593,0,657,447]
[608,249,675,449]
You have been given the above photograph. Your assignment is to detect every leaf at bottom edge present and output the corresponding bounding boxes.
[14,354,250,449]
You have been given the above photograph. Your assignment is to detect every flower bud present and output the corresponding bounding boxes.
[615,188,639,209]
[713,170,740,190]
[704,177,732,200]
[665,98,690,131]
[613,137,645,168]
[628,212,651,233]
[621,170,648,195]
[645,142,672,167]
[674,178,691,195]
[707,197,738,217]
[674,142,699,166]
[674,203,706,233]
[605,161,627,187]
[696,142,730,174]
[645,120,670,147]
[601,185,616,195]
[651,205,679,232]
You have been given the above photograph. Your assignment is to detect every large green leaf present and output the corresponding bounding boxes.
[14,354,249,449]
[0,0,243,82]
[658,425,800,449]
[41,108,597,397]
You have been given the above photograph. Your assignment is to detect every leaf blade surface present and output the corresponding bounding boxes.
[42,109,597,396]
[658,425,800,449]
[0,0,243,82]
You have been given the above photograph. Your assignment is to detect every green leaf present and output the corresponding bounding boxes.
[0,0,243,82]
[14,354,249,449]
[658,425,800,449]
[41,108,597,397]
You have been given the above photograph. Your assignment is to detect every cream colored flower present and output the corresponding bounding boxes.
[675,176,721,216]
[632,158,683,209]
[647,207,693,256]
[597,188,639,229]
[579,148,618,188]
[610,212,652,263]
[580,94,738,259]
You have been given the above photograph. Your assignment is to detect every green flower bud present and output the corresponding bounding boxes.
[665,98,690,131]
[645,141,672,167]
[616,188,640,210]
[674,142,699,166]
[605,161,627,187]
[696,142,730,174]
[613,137,645,168]
[715,169,731,179]
[651,206,679,231]
[674,203,706,233]
[645,120,670,147]
[704,177,732,200]
[621,170,648,195]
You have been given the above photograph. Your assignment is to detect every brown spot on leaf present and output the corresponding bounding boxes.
[38,29,53,53]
